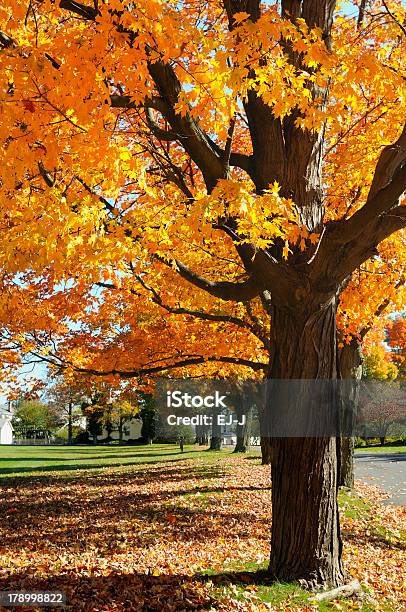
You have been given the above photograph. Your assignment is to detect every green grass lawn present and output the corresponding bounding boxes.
[1,442,404,479]
[356,445,406,453]
[0,443,229,478]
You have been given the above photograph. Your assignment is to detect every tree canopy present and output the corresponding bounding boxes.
[0,0,404,389]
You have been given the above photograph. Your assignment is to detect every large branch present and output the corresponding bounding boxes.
[311,205,406,289]
[28,348,267,377]
[0,30,15,48]
[59,0,98,20]
[213,221,301,295]
[223,0,261,29]
[338,124,406,241]
[134,274,270,349]
[163,257,263,301]
[146,61,225,191]
[310,127,406,287]
[282,1,336,50]
[76,354,268,376]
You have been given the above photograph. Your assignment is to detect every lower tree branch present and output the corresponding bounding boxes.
[156,255,264,302]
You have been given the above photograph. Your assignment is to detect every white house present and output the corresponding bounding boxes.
[100,417,142,442]
[0,405,14,444]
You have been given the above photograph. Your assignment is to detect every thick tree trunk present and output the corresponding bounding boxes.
[269,299,345,589]
[338,339,363,488]
[271,437,343,588]
[260,436,272,464]
[338,436,354,489]
[233,402,252,453]
[234,434,246,453]
[244,405,253,452]
[210,413,222,450]
[210,436,222,450]
[260,390,272,463]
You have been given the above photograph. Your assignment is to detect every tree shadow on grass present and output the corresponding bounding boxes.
[355,453,406,462]
[0,449,203,464]
[343,530,406,552]
[0,571,217,611]
[0,461,269,556]
[0,568,278,611]
[0,454,206,476]
[1,494,269,554]
[0,464,226,489]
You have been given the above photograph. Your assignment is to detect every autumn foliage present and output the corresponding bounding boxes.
[0,0,405,590]
[0,0,403,384]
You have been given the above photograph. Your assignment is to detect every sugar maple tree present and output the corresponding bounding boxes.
[386,315,406,378]
[0,0,405,590]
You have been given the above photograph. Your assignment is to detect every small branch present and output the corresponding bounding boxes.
[357,0,367,31]
[74,176,115,213]
[359,276,405,339]
[110,94,167,114]
[59,0,98,20]
[382,0,406,36]
[323,101,385,158]
[134,273,269,348]
[0,30,16,48]
[28,348,267,377]
[38,162,55,188]
[222,117,236,176]
[311,580,361,603]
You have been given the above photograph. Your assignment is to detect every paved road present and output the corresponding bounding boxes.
[354,452,406,506]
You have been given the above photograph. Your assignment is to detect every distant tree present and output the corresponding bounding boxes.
[359,383,405,445]
[363,345,398,381]
[82,404,104,444]
[12,400,62,434]
[48,381,86,445]
[139,394,158,444]
[387,317,406,379]
[108,400,140,444]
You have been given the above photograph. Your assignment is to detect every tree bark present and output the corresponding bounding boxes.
[210,436,222,450]
[210,412,222,450]
[67,401,73,446]
[338,339,363,488]
[269,298,345,589]
[244,404,253,452]
[118,417,124,445]
[260,436,272,464]
[234,434,246,453]
[260,389,272,463]
[338,436,354,489]
[233,402,251,453]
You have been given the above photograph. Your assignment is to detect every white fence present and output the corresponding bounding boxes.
[13,439,65,446]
